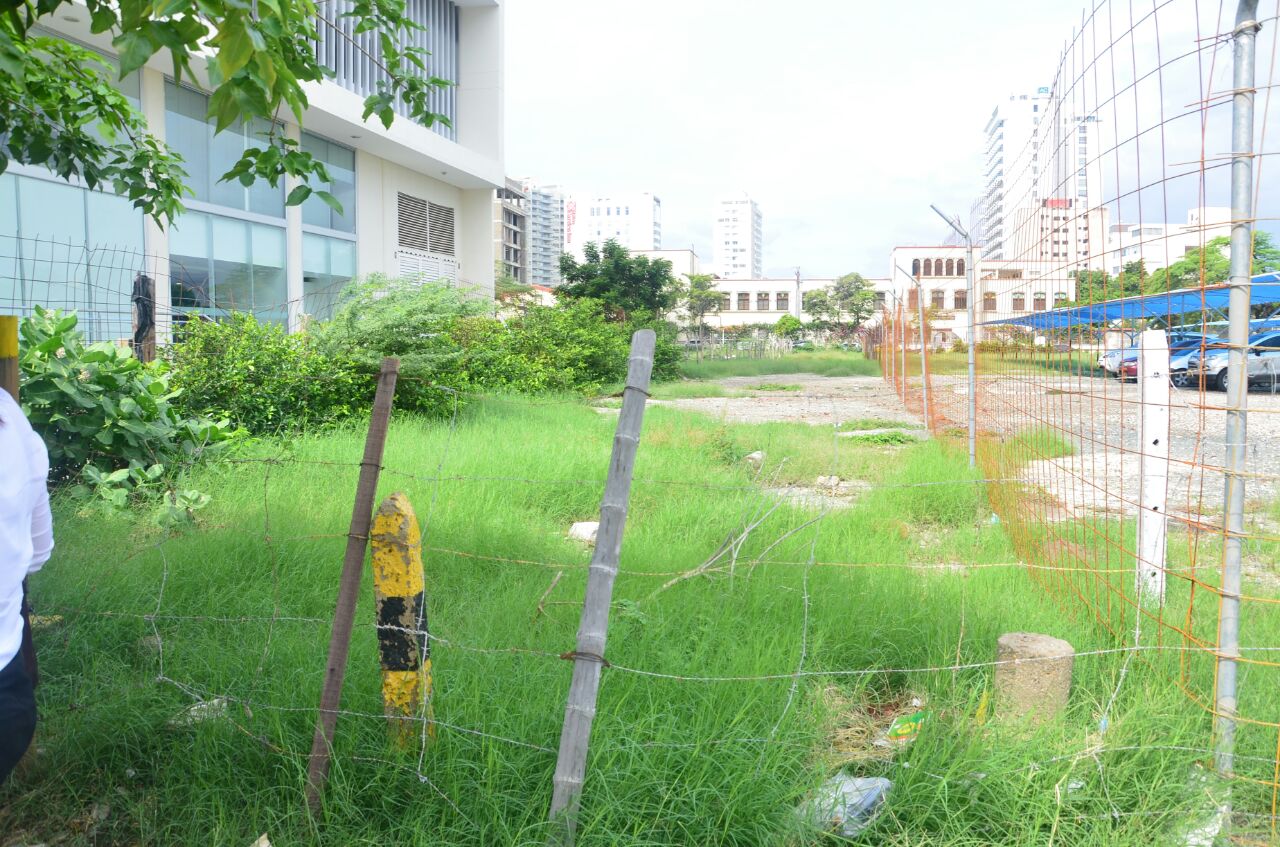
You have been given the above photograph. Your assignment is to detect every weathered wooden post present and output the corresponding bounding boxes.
[305,357,399,815]
[547,330,655,844]
[369,492,433,747]
[0,314,17,400]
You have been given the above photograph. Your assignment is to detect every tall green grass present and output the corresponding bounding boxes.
[680,350,880,380]
[4,397,1259,844]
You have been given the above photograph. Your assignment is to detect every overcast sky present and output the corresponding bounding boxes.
[504,1,1274,279]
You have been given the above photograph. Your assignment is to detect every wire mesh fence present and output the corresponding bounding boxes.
[877,0,1280,832]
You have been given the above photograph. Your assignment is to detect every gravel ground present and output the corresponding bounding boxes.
[653,375,925,427]
[658,371,1280,527]
[925,372,1280,522]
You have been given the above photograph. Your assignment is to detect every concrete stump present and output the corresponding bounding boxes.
[993,632,1074,723]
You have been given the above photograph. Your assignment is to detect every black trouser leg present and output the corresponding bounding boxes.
[0,651,37,786]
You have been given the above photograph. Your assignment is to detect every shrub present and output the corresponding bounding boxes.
[950,338,968,353]
[168,312,371,434]
[314,275,492,416]
[455,298,630,393]
[18,307,234,500]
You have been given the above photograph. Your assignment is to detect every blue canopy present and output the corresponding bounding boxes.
[982,273,1280,330]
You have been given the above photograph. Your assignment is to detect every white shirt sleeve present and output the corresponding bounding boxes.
[25,423,53,573]
[29,486,52,574]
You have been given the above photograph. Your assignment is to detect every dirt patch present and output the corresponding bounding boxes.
[652,374,923,427]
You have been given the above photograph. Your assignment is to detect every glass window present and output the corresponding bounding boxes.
[757,292,770,310]
[983,292,997,311]
[169,211,288,325]
[302,133,356,232]
[165,82,284,217]
[4,173,143,342]
[953,290,966,309]
[737,292,749,310]
[777,292,789,311]
[302,234,356,321]
[931,289,945,309]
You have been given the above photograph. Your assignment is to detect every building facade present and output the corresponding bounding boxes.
[494,178,529,284]
[980,89,1101,264]
[1,0,504,342]
[711,194,763,278]
[1097,206,1232,278]
[886,245,1076,345]
[562,192,661,259]
[633,248,702,285]
[519,179,565,287]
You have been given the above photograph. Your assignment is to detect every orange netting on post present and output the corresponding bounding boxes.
[958,0,1280,832]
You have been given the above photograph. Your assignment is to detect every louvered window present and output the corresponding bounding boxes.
[396,193,456,257]
[428,202,455,255]
[397,193,431,251]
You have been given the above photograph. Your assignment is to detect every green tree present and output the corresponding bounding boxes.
[1143,233,1280,293]
[557,239,678,321]
[679,273,723,338]
[773,314,804,340]
[829,272,877,334]
[801,273,875,336]
[1,0,452,224]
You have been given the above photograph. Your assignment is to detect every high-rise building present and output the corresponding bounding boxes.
[493,178,529,284]
[562,192,661,259]
[979,89,1101,263]
[711,194,763,278]
[519,179,565,287]
[1,0,506,342]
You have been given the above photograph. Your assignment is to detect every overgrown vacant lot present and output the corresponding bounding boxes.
[1,393,1251,845]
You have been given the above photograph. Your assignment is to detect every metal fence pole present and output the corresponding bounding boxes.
[1215,0,1260,784]
[930,205,978,467]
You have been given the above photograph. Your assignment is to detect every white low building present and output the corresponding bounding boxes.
[1,0,504,342]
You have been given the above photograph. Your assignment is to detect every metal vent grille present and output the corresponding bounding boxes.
[428,202,455,256]
[397,192,430,252]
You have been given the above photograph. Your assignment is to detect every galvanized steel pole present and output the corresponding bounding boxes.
[896,264,931,429]
[931,205,978,467]
[1216,0,1259,784]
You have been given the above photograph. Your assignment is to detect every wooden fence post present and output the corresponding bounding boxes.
[547,330,656,844]
[0,315,17,400]
[305,357,400,815]
[369,492,433,748]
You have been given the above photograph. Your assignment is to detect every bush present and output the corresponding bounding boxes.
[950,338,968,353]
[168,313,370,434]
[314,275,492,416]
[18,307,234,502]
[454,298,630,393]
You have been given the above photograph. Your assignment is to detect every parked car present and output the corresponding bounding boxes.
[792,340,815,351]
[1188,330,1280,391]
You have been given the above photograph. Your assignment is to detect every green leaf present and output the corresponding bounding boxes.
[285,184,312,206]
[315,190,343,214]
[114,30,154,76]
[215,18,255,80]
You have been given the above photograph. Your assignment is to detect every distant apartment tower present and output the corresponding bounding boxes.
[711,194,763,278]
[563,191,661,259]
[493,178,529,283]
[980,89,1100,263]
[519,179,565,286]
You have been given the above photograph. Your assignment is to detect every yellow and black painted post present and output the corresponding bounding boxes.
[369,492,433,747]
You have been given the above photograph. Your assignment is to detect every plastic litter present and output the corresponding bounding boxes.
[798,774,891,837]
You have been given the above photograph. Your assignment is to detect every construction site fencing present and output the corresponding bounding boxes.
[875,0,1280,835]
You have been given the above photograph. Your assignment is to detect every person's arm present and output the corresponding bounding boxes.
[28,486,52,575]
[25,428,52,574]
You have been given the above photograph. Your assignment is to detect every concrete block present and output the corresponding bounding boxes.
[994,632,1074,723]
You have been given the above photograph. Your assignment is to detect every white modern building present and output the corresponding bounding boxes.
[1,0,504,342]
[518,179,565,287]
[1096,206,1232,278]
[562,191,661,259]
[980,89,1102,265]
[711,194,763,278]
